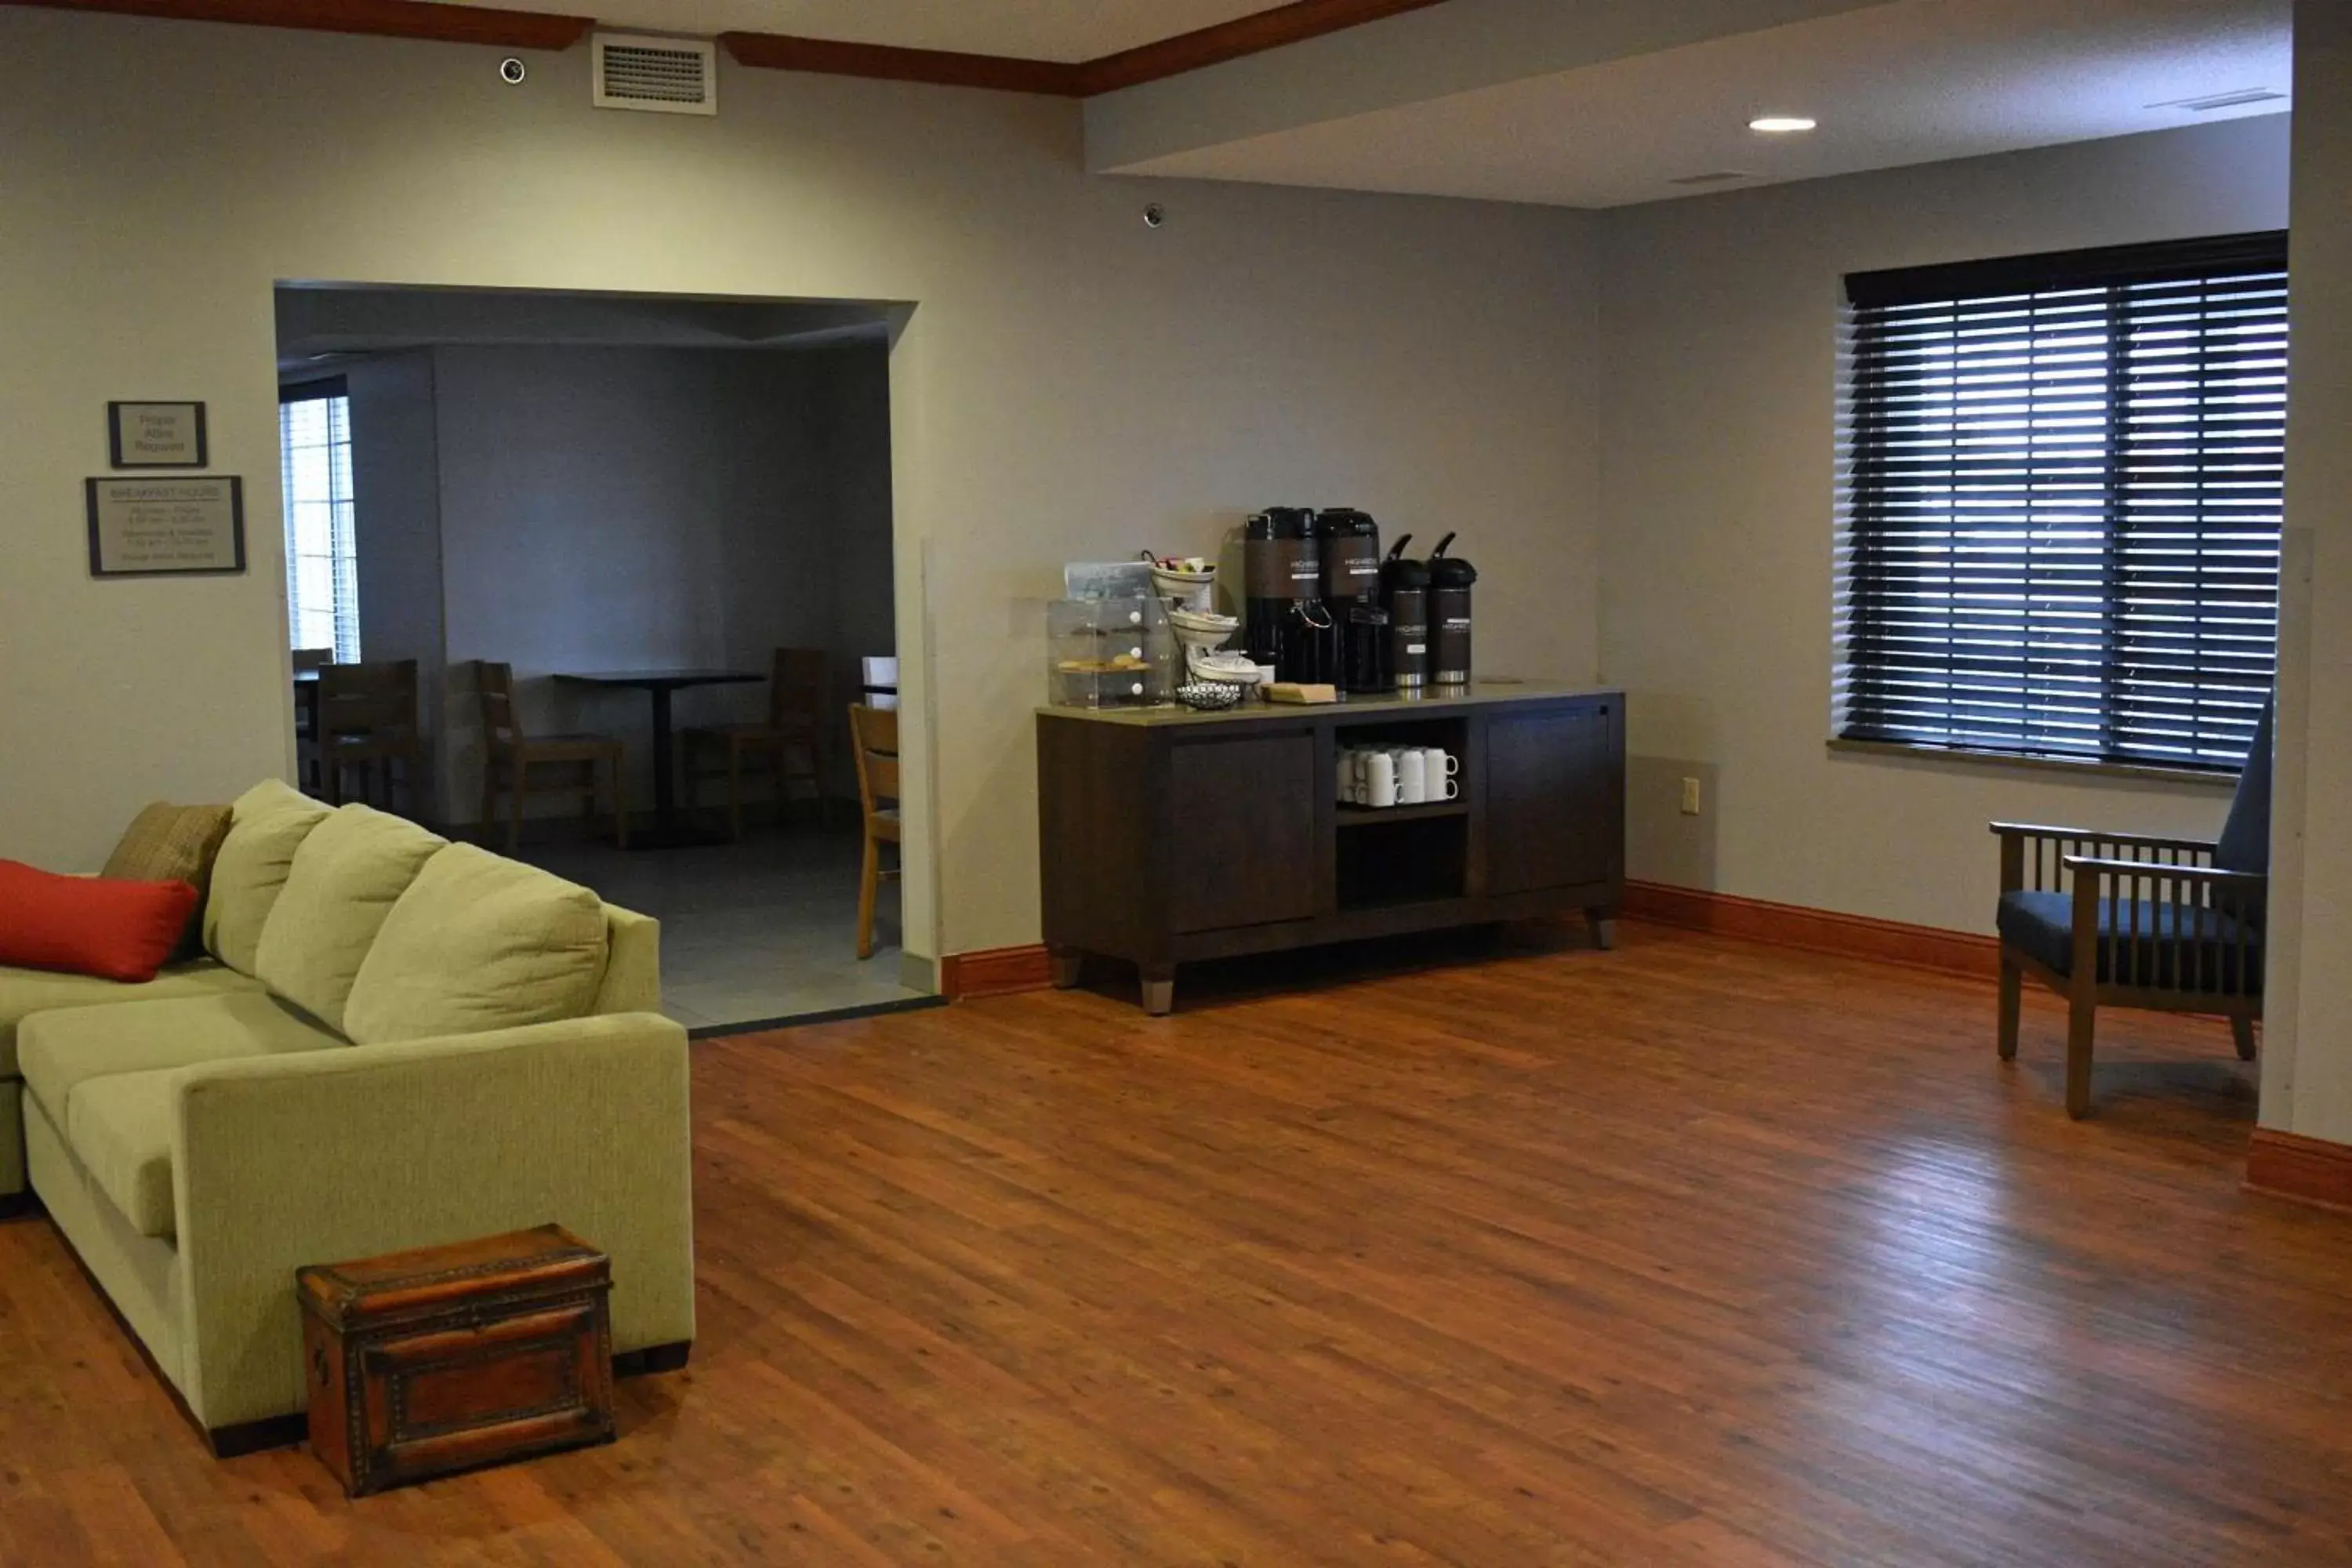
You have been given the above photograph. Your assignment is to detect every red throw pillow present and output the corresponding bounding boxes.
[0,861,201,983]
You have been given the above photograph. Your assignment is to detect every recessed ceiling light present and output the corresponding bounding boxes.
[1749,115,1817,133]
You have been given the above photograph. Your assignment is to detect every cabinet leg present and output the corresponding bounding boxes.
[1140,967,1175,1017]
[1587,909,1618,951]
[1049,947,1083,989]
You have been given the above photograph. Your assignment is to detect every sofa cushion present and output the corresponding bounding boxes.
[343,844,611,1045]
[0,960,264,1080]
[17,990,346,1128]
[204,780,332,976]
[67,1069,178,1238]
[252,806,447,1034]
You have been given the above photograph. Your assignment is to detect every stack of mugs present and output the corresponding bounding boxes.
[1338,745,1459,809]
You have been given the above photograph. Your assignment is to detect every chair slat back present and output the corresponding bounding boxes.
[771,648,829,731]
[319,659,419,739]
[849,703,899,817]
[476,661,524,747]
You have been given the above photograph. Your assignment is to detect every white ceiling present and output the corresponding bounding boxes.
[429,0,1274,61]
[1111,0,2292,208]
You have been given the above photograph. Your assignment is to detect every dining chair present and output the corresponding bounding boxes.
[318,659,427,816]
[682,647,829,841]
[848,703,900,961]
[475,661,631,852]
[1990,693,2273,1117]
[292,649,333,794]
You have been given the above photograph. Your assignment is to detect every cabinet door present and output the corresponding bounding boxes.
[1167,734,1320,933]
[1483,705,1620,895]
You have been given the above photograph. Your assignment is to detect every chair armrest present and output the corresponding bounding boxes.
[2059,855,2265,889]
[165,1012,695,1430]
[1991,822,2220,852]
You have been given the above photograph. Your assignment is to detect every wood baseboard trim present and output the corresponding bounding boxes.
[9,0,595,50]
[2246,1129,2352,1213]
[940,944,1054,1000]
[1622,880,1998,980]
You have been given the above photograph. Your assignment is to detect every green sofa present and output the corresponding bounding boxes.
[0,779,695,1450]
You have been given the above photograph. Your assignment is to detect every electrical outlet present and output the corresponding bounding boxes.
[1680,776,1702,815]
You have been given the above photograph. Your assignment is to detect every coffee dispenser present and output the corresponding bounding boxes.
[1428,533,1477,686]
[1316,509,1382,609]
[1243,507,1319,671]
[1380,535,1432,691]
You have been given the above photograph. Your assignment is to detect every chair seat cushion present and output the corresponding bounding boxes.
[65,1069,180,1238]
[0,960,264,1080]
[1998,889,2262,992]
[16,990,347,1128]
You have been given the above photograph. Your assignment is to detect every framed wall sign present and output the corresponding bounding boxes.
[107,401,208,468]
[85,476,246,578]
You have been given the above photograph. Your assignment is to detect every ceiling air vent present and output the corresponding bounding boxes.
[2148,88,2286,112]
[593,34,717,115]
[1668,171,1753,187]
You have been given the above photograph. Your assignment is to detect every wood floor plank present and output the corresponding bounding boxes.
[2,922,2348,1564]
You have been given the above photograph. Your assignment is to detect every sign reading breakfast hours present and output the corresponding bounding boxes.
[85,477,246,578]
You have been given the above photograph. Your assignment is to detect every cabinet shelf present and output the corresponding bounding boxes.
[1334,800,1469,827]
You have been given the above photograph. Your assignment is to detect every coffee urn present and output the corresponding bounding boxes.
[1380,535,1432,692]
[1428,532,1477,686]
[1243,507,1318,671]
[1316,508,1382,609]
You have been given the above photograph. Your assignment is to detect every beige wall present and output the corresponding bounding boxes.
[2263,0,2352,1141]
[1595,116,2291,935]
[0,9,1600,959]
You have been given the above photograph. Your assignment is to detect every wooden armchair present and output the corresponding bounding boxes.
[1991,697,2273,1117]
[682,647,829,841]
[848,703,900,960]
[475,661,630,852]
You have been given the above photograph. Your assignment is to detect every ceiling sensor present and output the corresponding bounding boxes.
[2148,88,2286,112]
[1670,171,1753,186]
[1748,115,1817,133]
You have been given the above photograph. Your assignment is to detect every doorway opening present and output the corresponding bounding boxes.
[274,281,929,1032]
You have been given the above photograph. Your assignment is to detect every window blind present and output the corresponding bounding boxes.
[1838,231,2287,771]
[279,377,362,663]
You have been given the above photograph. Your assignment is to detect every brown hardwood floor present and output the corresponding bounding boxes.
[3,922,2349,1565]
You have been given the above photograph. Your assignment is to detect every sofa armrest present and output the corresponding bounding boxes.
[165,1012,694,1431]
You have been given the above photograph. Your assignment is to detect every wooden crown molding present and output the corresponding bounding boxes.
[22,0,1457,93]
[1623,880,2000,981]
[2246,1128,2352,1214]
[11,0,594,49]
[726,0,1460,98]
[1072,0,1454,96]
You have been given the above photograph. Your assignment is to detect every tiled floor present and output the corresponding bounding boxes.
[523,822,928,1031]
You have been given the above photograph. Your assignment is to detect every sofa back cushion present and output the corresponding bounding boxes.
[203,780,332,975]
[252,806,448,1033]
[343,844,611,1045]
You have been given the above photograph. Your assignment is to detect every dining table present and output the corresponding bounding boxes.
[554,667,764,848]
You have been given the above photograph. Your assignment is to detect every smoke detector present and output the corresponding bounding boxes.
[593,34,717,115]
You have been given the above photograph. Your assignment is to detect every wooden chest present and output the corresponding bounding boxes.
[296,1225,617,1497]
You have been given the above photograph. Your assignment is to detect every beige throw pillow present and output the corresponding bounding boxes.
[251,805,448,1033]
[343,844,610,1045]
[202,779,332,976]
[102,801,233,958]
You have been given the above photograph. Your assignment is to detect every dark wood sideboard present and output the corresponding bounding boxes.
[1036,682,1624,1013]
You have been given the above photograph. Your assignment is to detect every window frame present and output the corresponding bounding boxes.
[279,376,362,665]
[1834,230,2287,778]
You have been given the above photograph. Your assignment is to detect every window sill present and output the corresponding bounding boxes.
[1825,737,2239,789]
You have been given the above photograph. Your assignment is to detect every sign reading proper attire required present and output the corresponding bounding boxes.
[85,476,246,578]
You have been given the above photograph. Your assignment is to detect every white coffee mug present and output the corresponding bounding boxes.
[1337,748,1359,804]
[1365,750,1397,808]
[1397,748,1427,804]
[1421,746,1458,782]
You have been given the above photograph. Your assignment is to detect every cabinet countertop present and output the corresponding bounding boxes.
[1036,679,1619,728]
